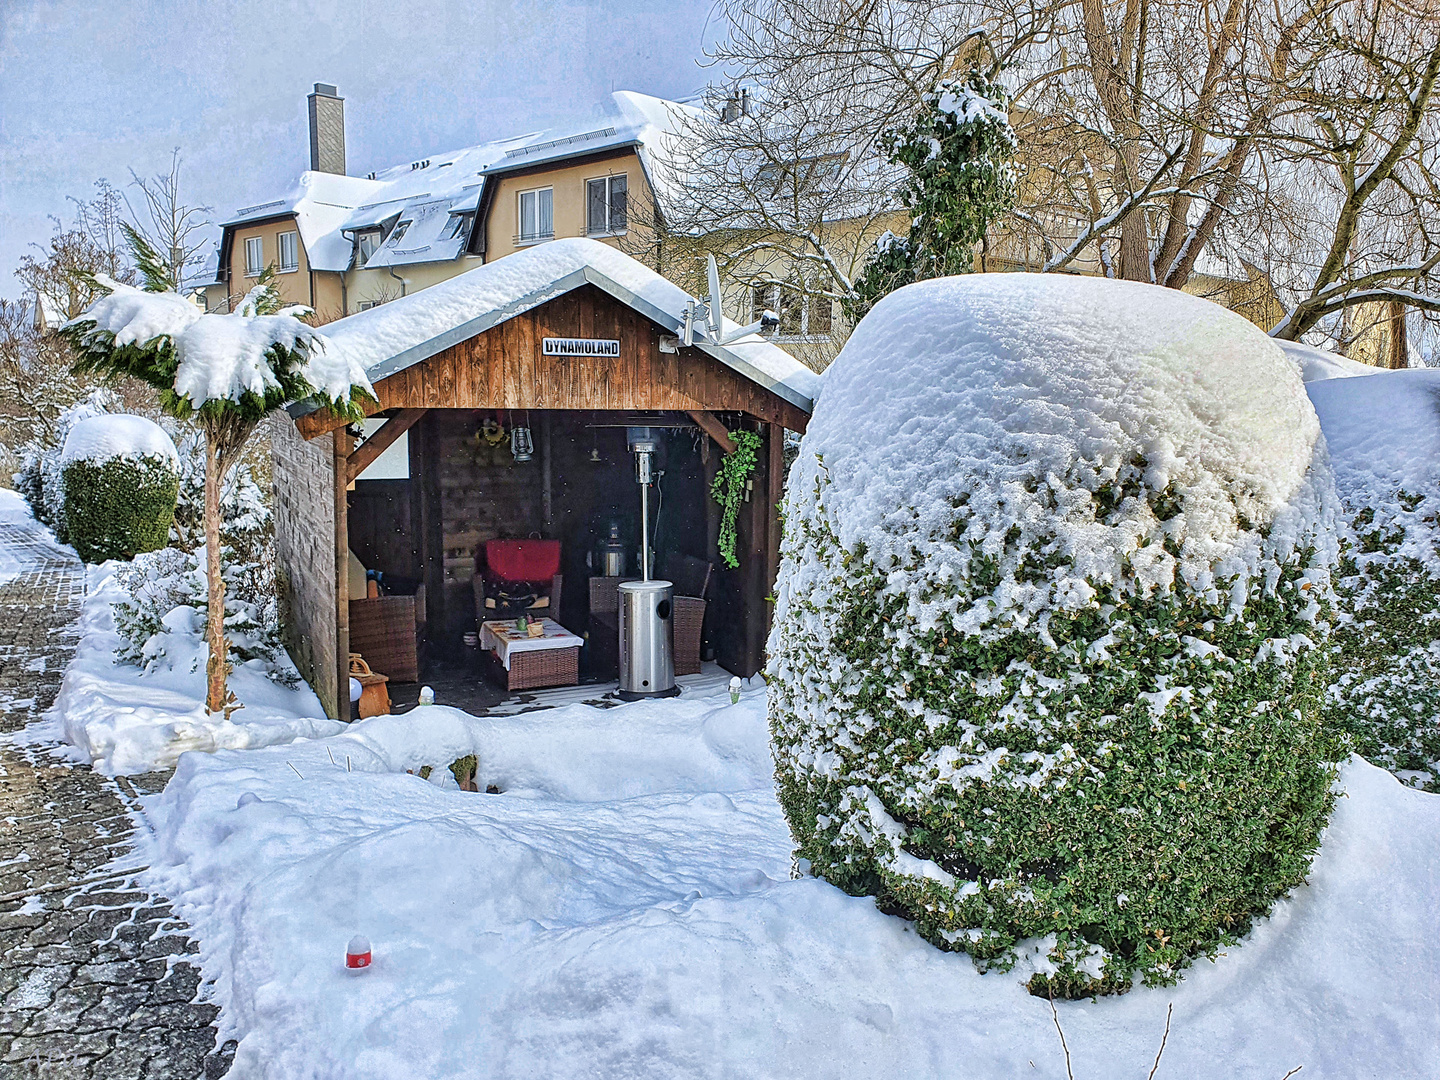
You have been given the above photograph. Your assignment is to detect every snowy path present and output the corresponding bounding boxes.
[0,493,233,1078]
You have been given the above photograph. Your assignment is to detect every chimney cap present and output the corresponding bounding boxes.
[312,82,340,97]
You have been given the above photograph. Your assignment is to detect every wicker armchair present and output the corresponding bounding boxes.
[658,554,712,677]
[349,582,426,684]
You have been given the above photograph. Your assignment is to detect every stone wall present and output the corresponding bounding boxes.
[271,418,338,717]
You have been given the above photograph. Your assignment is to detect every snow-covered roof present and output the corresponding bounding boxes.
[311,237,819,414]
[221,92,699,274]
[225,172,385,273]
[31,289,67,331]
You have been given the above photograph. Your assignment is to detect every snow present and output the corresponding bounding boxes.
[318,237,821,407]
[1276,338,1380,382]
[0,488,31,583]
[30,561,343,775]
[133,677,1440,1077]
[1308,368,1440,569]
[59,414,178,467]
[935,81,1011,129]
[66,277,374,410]
[784,273,1329,637]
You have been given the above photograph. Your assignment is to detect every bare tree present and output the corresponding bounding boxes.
[649,0,1058,316]
[126,148,213,292]
[1261,1,1440,341]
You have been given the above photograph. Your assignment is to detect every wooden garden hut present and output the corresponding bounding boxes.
[272,238,819,717]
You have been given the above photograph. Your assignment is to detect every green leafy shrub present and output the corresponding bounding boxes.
[1307,372,1440,792]
[768,274,1343,998]
[61,454,178,564]
[1325,536,1440,791]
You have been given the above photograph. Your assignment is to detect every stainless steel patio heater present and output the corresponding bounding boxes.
[618,427,679,700]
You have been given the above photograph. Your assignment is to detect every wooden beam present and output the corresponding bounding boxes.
[687,410,737,455]
[333,429,352,721]
[346,408,428,484]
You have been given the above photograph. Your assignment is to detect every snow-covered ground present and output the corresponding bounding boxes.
[134,685,1438,1079]
[28,560,343,774]
[0,489,27,583]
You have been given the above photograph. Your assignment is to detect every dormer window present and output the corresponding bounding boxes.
[586,175,628,236]
[356,229,383,266]
[442,212,475,242]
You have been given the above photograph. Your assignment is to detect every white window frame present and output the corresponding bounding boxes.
[243,236,264,278]
[277,230,300,273]
[356,229,382,266]
[752,283,832,343]
[517,187,554,244]
[585,174,628,237]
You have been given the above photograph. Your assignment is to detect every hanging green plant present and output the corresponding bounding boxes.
[710,430,763,569]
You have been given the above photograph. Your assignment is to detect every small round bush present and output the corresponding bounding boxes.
[768,274,1343,997]
[60,415,179,564]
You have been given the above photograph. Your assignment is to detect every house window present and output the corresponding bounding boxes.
[277,231,299,273]
[585,175,628,236]
[752,283,832,341]
[244,236,263,277]
[517,187,553,243]
[442,212,474,242]
[388,220,412,247]
[356,230,382,266]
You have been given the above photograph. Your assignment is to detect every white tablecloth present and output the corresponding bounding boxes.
[479,618,584,669]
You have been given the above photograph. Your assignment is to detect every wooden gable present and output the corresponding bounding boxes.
[297,284,810,438]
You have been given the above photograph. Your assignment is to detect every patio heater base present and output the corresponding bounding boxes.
[616,685,683,702]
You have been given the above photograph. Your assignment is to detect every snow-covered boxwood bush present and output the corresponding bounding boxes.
[769,274,1343,997]
[14,389,116,541]
[1308,369,1440,792]
[59,414,179,563]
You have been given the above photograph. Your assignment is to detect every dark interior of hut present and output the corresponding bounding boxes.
[346,408,752,706]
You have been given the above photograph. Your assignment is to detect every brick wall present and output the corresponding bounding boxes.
[271,418,338,716]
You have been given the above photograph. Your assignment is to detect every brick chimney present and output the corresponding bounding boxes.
[307,83,346,175]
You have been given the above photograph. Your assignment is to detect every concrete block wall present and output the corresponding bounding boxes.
[271,418,339,717]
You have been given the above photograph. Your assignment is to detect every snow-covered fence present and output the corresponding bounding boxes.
[768,273,1344,997]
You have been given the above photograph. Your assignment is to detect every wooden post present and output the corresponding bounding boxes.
[765,422,784,641]
[333,428,351,721]
[541,415,553,531]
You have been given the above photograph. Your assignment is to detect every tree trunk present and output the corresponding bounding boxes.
[203,425,228,713]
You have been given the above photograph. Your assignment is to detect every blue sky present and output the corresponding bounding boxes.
[0,0,723,295]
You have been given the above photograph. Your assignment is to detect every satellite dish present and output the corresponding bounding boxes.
[706,254,723,337]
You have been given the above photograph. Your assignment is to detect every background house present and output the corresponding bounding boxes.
[199,85,691,323]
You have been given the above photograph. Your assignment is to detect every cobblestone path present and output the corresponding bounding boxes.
[0,508,233,1079]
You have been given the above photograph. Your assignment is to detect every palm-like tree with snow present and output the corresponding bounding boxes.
[62,229,374,713]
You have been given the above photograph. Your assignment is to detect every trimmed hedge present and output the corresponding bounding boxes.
[1325,504,1440,791]
[61,455,179,564]
[768,275,1344,998]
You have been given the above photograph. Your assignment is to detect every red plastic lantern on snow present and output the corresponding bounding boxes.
[346,934,372,971]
